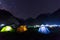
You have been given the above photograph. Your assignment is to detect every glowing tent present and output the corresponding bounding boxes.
[17,25,27,32]
[0,26,14,32]
[38,27,50,34]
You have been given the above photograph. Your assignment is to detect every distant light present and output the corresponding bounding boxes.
[45,24,49,26]
[28,26,34,28]
[17,25,27,32]
[38,27,50,34]
[34,25,40,28]
[49,26,53,28]
[0,26,13,32]
[0,24,5,27]
[41,24,45,27]
[40,24,60,28]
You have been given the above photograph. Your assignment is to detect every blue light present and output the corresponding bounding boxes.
[0,24,5,26]
[38,27,50,34]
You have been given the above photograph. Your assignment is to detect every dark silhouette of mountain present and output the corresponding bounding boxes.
[0,9,13,20]
[0,9,21,28]
[36,9,60,24]
[52,9,60,16]
[14,17,25,25]
[36,13,51,24]
[49,9,60,18]
[47,9,60,24]
[25,17,35,25]
[36,13,51,20]
[46,9,60,20]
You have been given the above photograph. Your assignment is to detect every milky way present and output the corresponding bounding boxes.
[1,0,60,19]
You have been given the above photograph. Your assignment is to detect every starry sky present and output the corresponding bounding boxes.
[0,0,60,19]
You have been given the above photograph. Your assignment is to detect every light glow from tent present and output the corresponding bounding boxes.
[0,26,13,32]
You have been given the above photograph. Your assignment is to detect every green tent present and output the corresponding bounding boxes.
[0,26,14,32]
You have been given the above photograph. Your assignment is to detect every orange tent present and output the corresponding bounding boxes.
[17,25,27,32]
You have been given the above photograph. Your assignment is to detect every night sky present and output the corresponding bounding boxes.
[0,0,60,19]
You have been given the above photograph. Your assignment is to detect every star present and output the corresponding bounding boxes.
[0,2,2,4]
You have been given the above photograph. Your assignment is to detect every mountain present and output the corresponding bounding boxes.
[36,13,50,24]
[0,9,21,28]
[49,9,60,18]
[25,17,35,25]
[36,9,60,24]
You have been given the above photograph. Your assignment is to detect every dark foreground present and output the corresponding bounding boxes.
[0,31,60,40]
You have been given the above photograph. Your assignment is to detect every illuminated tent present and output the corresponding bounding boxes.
[0,26,14,32]
[38,27,50,34]
[17,25,27,32]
